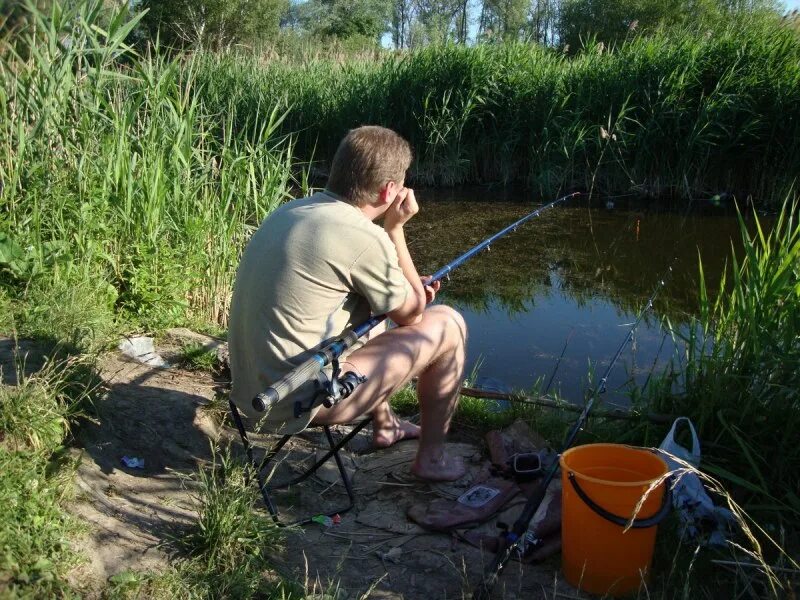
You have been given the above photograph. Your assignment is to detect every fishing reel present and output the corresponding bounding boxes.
[319,357,367,408]
[293,357,367,418]
[494,522,544,559]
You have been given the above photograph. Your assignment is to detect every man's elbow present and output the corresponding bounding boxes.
[392,312,424,327]
[388,291,426,326]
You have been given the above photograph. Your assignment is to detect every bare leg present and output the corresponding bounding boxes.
[311,305,467,481]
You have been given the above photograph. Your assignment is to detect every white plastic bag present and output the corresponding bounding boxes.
[658,417,734,546]
[658,417,700,469]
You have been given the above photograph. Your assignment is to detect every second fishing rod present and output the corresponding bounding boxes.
[251,191,582,418]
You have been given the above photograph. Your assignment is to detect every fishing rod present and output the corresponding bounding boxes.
[457,386,674,424]
[251,191,582,417]
[471,265,673,600]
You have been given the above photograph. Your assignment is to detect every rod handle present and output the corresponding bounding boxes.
[252,354,325,412]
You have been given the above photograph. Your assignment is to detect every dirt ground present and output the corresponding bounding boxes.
[4,335,584,599]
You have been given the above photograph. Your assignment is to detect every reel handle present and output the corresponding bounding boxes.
[252,354,325,412]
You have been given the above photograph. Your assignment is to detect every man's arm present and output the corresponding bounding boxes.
[384,189,428,326]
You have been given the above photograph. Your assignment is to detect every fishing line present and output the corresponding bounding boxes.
[543,327,575,395]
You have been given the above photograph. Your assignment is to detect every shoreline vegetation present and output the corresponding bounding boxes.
[1,0,798,597]
[198,24,800,200]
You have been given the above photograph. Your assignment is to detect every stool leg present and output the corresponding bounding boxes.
[228,399,280,520]
[228,403,371,527]
[323,425,358,513]
[285,418,370,486]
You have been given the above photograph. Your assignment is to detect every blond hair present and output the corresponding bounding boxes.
[327,126,412,207]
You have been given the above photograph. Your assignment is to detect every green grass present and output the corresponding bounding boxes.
[177,342,221,372]
[0,353,100,456]
[651,200,800,529]
[0,356,101,596]
[195,17,800,205]
[0,449,81,597]
[9,271,119,355]
[105,447,302,599]
[1,0,297,333]
[168,448,285,598]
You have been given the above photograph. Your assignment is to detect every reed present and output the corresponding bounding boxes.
[0,0,296,333]
[650,199,800,529]
[194,17,800,204]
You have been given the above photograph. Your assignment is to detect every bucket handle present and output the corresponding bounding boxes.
[568,472,672,529]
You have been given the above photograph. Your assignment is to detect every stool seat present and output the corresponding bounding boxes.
[229,399,371,526]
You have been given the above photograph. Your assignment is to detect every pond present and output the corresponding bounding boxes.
[405,190,746,408]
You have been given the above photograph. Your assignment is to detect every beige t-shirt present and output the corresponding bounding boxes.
[228,191,413,433]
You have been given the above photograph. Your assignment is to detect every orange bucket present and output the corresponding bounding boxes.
[560,444,670,597]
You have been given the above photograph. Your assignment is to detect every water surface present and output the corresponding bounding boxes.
[405,193,744,407]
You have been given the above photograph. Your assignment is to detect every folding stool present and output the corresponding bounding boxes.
[229,399,370,526]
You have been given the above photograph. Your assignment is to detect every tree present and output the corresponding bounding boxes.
[480,0,529,41]
[557,0,782,51]
[391,0,413,47]
[319,0,389,40]
[290,0,389,44]
[411,0,464,46]
[528,0,561,44]
[139,0,288,51]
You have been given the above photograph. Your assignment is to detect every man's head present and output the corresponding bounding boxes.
[327,126,412,208]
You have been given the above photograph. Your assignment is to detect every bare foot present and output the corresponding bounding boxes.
[373,417,421,449]
[411,451,466,482]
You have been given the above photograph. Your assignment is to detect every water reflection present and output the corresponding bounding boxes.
[405,195,744,406]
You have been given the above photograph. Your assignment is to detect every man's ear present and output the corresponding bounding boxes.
[379,181,397,205]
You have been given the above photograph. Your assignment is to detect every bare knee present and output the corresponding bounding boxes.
[424,305,467,350]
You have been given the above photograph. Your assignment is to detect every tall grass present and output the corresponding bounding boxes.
[169,449,286,598]
[195,19,800,203]
[650,200,800,531]
[0,354,99,453]
[0,0,296,333]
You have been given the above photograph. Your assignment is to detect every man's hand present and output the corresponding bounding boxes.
[384,187,418,233]
[421,276,440,304]
[383,187,428,325]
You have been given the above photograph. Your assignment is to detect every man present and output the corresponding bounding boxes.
[229,126,467,481]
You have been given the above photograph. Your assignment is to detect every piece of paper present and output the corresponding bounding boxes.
[457,485,500,508]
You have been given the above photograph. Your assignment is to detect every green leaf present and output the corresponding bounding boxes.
[0,232,25,263]
[31,558,53,573]
[0,232,32,278]
[109,571,140,585]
